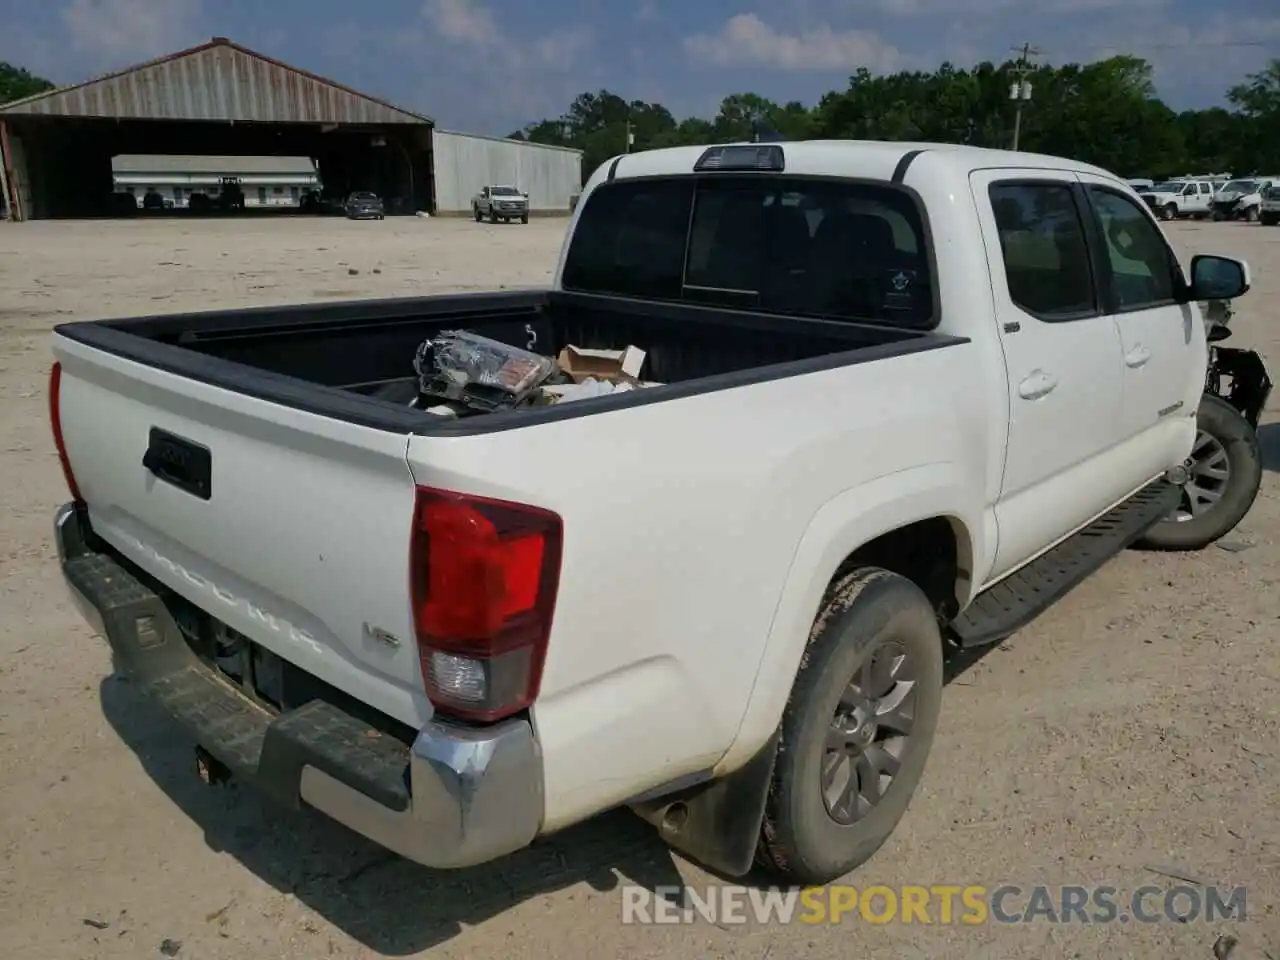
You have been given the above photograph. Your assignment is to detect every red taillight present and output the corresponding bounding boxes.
[410,486,562,723]
[48,362,83,504]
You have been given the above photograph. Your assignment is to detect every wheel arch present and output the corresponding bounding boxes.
[716,464,984,776]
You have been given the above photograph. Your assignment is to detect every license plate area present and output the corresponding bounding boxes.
[162,592,417,741]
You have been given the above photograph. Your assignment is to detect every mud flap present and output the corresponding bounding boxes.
[629,732,780,878]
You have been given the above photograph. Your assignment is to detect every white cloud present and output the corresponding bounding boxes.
[60,0,204,65]
[421,0,592,68]
[412,0,598,132]
[422,0,497,46]
[875,0,1166,13]
[684,13,901,72]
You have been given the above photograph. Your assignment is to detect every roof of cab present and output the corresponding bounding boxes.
[597,140,1125,187]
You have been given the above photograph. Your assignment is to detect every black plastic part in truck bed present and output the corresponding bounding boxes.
[61,509,412,812]
[948,480,1182,648]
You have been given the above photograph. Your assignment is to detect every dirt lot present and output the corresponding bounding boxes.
[2,215,1279,960]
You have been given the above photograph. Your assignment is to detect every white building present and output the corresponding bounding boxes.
[111,154,320,208]
[431,131,582,215]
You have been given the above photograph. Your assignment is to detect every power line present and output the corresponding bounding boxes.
[1079,39,1280,50]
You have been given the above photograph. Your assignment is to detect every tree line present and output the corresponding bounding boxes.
[510,56,1280,184]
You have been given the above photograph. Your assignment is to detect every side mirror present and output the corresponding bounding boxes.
[1188,254,1251,301]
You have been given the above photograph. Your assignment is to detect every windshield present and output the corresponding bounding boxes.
[562,175,934,328]
[1222,180,1258,193]
[1150,181,1185,193]
[491,186,521,196]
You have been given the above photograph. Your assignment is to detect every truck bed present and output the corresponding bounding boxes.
[53,290,964,435]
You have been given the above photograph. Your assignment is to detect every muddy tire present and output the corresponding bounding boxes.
[1162,203,1178,221]
[755,567,943,885]
[1138,394,1262,551]
[473,206,483,222]
[521,214,529,224]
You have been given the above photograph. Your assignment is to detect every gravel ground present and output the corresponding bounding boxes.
[1,215,1279,960]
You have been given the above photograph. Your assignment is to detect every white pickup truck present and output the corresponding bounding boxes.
[52,141,1265,886]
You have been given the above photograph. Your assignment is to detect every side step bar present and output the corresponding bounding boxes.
[949,481,1181,648]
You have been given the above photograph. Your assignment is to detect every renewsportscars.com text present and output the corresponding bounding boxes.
[621,883,1247,926]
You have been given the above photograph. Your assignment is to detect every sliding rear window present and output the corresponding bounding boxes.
[561,175,935,328]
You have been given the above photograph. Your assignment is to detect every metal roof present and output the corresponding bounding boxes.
[0,37,432,125]
[112,154,317,174]
[434,128,584,155]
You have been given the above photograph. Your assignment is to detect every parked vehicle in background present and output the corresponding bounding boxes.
[1261,185,1280,226]
[217,178,245,211]
[299,189,324,214]
[50,140,1260,887]
[473,184,529,223]
[345,191,385,220]
[1126,178,1155,192]
[1212,178,1279,222]
[109,192,138,215]
[1138,179,1215,220]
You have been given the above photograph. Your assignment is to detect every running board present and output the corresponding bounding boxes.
[949,481,1181,648]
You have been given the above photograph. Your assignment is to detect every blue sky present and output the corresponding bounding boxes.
[0,0,1276,136]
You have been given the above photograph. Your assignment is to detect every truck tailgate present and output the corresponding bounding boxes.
[53,337,431,729]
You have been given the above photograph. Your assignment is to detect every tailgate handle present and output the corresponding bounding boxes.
[142,428,212,501]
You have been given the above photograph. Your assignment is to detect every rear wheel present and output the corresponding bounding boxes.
[1139,394,1262,551]
[756,567,943,885]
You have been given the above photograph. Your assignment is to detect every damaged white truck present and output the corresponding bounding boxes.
[51,140,1268,886]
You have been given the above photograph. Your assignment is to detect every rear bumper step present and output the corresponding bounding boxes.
[55,502,544,869]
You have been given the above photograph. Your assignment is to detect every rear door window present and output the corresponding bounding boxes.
[561,175,935,328]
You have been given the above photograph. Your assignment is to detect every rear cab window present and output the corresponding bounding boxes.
[561,174,936,328]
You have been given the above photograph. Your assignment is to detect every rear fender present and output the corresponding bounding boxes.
[716,463,984,775]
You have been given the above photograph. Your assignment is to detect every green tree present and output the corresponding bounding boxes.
[0,62,54,105]
[515,55,1271,182]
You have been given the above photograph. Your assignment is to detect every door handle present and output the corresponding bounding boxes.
[1018,370,1058,400]
[1125,345,1152,368]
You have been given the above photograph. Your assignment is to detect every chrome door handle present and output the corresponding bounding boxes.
[1125,345,1152,368]
[1018,370,1058,400]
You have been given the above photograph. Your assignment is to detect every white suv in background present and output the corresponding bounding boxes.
[1261,184,1280,226]
[1138,179,1215,220]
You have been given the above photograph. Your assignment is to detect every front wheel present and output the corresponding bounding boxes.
[473,206,483,222]
[1261,213,1280,226]
[1244,206,1260,223]
[521,214,529,224]
[1161,204,1178,221]
[755,567,943,885]
[1138,394,1262,551]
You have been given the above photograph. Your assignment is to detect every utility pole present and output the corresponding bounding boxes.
[1008,42,1040,152]
[624,118,634,154]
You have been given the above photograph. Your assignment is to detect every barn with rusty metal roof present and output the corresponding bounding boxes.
[0,36,582,220]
